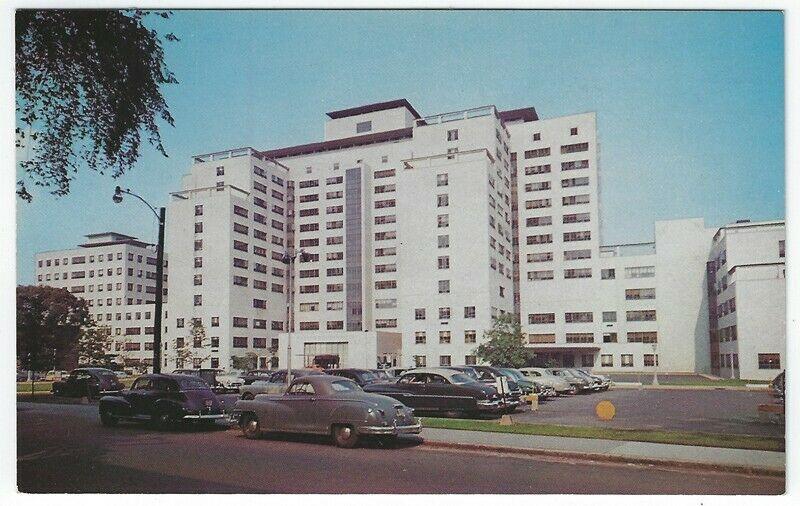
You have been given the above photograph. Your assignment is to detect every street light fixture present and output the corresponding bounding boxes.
[112,186,166,374]
[280,248,310,386]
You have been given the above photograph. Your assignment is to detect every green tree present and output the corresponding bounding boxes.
[17,285,90,372]
[77,325,113,366]
[168,319,210,369]
[231,352,258,372]
[15,9,178,201]
[475,313,529,368]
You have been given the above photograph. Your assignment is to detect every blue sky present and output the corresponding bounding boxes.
[16,9,784,284]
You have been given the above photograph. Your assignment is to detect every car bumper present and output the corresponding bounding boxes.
[359,421,422,435]
[182,413,227,420]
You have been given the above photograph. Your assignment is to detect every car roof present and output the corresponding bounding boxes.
[292,374,361,395]
[403,367,466,378]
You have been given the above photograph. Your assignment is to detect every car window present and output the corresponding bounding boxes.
[477,370,494,381]
[449,373,473,384]
[132,378,152,390]
[287,382,315,395]
[427,374,447,384]
[330,380,360,392]
[359,372,378,383]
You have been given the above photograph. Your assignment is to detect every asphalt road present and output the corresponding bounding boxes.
[513,388,784,437]
[17,402,783,494]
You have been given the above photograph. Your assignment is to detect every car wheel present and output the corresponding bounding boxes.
[332,424,359,449]
[569,386,577,395]
[152,409,177,430]
[241,392,255,400]
[100,408,118,427]
[241,413,262,439]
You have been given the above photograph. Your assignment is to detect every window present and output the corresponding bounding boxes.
[528,313,555,324]
[524,148,550,159]
[233,336,248,348]
[195,222,203,233]
[193,295,202,306]
[437,214,449,228]
[439,331,451,344]
[627,332,658,343]
[601,268,615,280]
[570,127,578,135]
[233,317,248,328]
[565,312,593,323]
[415,331,426,344]
[626,310,657,322]
[527,234,552,245]
[414,356,427,367]
[564,231,591,242]
[437,194,449,207]
[525,198,551,209]
[644,354,659,367]
[439,307,451,320]
[602,311,617,323]
[414,308,426,320]
[566,333,594,343]
[533,132,541,141]
[582,354,595,367]
[195,205,203,216]
[625,288,656,300]
[299,321,320,330]
[439,355,452,367]
[374,169,395,179]
[356,121,372,133]
[438,280,450,293]
[526,216,552,227]
[779,240,785,258]
[211,317,219,327]
[563,249,591,261]
[603,332,617,343]
[465,330,477,343]
[624,266,655,278]
[562,177,590,188]
[528,270,554,281]
[562,194,590,206]
[437,256,450,270]
[524,164,550,175]
[464,306,476,319]
[193,274,203,286]
[621,354,634,367]
[446,147,458,159]
[447,129,458,141]
[601,354,613,367]
[438,235,449,248]
[194,240,203,251]
[525,181,551,192]
[561,142,588,154]
[758,353,781,369]
[528,252,553,263]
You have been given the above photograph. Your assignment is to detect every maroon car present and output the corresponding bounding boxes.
[51,368,124,399]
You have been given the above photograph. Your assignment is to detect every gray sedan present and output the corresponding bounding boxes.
[233,375,421,448]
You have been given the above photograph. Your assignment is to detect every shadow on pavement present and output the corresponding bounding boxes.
[230,430,424,450]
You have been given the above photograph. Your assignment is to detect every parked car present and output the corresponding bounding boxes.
[239,369,276,385]
[172,368,243,393]
[114,370,130,379]
[439,366,481,382]
[327,368,385,387]
[382,367,408,378]
[370,369,393,381]
[464,365,525,410]
[239,369,326,399]
[98,374,226,428]
[771,370,785,403]
[569,369,607,391]
[548,368,592,394]
[233,374,421,448]
[498,368,556,399]
[364,367,509,417]
[577,369,612,390]
[52,368,124,399]
[518,367,572,395]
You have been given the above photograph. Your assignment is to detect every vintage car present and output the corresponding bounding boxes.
[549,368,593,394]
[239,369,326,399]
[52,368,124,399]
[518,367,572,395]
[568,369,607,391]
[327,368,385,387]
[239,369,276,385]
[770,370,785,403]
[173,368,243,393]
[233,375,421,448]
[498,368,556,399]
[463,365,525,410]
[573,369,612,390]
[98,373,226,427]
[370,369,393,381]
[363,367,510,416]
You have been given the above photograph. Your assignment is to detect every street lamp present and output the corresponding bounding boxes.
[652,342,659,386]
[113,186,166,374]
[280,248,311,386]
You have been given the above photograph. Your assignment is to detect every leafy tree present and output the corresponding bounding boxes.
[15,9,178,201]
[17,285,90,372]
[76,325,113,366]
[231,352,258,372]
[475,313,529,368]
[167,319,211,369]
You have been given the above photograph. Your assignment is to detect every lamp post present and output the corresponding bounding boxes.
[280,248,310,386]
[651,342,659,386]
[113,186,165,374]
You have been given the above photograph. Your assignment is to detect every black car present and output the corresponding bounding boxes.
[52,368,124,399]
[463,365,525,410]
[98,374,225,427]
[327,368,384,387]
[771,371,785,403]
[363,367,506,417]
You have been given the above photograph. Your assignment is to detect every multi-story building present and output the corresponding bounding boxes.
[34,232,168,370]
[707,220,786,380]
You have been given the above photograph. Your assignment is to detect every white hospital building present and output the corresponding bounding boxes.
[35,99,785,380]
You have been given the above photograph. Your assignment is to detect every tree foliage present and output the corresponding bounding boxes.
[231,352,258,372]
[17,285,90,371]
[475,313,530,368]
[77,324,113,366]
[16,9,178,201]
[168,319,210,369]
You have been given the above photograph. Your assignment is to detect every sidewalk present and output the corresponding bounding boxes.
[420,427,785,475]
[613,382,770,391]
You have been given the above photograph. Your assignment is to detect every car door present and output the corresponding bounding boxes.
[423,374,463,412]
[126,377,153,416]
[277,381,318,432]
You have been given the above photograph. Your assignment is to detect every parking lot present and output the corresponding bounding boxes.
[512,387,783,437]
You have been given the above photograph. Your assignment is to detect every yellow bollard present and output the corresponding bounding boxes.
[595,400,616,420]
[527,394,539,411]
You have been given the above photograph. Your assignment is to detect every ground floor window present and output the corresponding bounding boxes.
[758,353,780,369]
[210,358,219,368]
[621,354,634,367]
[732,354,739,369]
[601,354,613,367]
[465,355,477,365]
[414,355,427,367]
[581,354,594,367]
[643,354,658,367]
[439,355,451,366]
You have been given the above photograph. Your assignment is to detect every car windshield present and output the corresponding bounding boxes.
[373,370,390,379]
[99,373,117,381]
[359,372,378,383]
[330,380,361,392]
[448,373,475,385]
[177,377,210,390]
[500,369,524,380]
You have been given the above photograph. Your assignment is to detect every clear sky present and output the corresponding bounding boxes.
[16,9,784,284]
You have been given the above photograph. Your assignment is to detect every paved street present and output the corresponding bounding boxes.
[17,402,783,494]
[513,388,783,437]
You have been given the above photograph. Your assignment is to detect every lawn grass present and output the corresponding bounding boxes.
[16,381,54,393]
[660,378,771,387]
[420,417,784,452]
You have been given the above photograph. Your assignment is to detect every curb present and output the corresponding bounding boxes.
[420,440,784,477]
[612,384,768,391]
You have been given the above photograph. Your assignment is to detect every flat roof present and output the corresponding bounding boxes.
[262,127,413,159]
[326,99,422,120]
[84,232,138,240]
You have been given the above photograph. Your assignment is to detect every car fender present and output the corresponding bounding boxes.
[234,397,280,428]
[329,401,369,426]
[153,398,185,416]
[99,395,131,415]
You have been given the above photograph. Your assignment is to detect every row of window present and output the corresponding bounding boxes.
[528,310,657,324]
[524,194,590,209]
[38,251,156,268]
[522,159,590,176]
[412,355,478,368]
[528,331,658,344]
[415,329,478,344]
